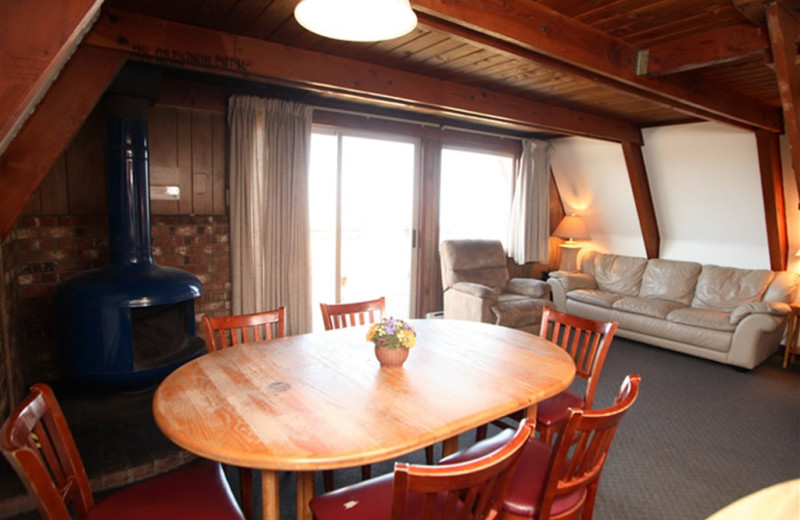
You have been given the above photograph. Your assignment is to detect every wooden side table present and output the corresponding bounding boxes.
[783,303,800,368]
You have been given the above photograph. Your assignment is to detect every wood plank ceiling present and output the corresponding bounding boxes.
[1,0,799,260]
[99,0,790,130]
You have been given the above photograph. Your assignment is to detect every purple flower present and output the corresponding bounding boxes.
[384,318,397,335]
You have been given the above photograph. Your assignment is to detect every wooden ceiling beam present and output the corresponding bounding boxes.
[411,0,782,133]
[0,0,105,158]
[83,9,642,144]
[620,141,660,260]
[0,46,126,241]
[642,23,770,76]
[755,130,789,269]
[765,0,800,204]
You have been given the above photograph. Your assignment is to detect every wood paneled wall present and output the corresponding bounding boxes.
[149,107,227,215]
[23,104,227,217]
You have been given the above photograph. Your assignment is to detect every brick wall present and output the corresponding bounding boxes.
[1,214,231,389]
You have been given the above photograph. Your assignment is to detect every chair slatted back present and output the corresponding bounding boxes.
[1,384,94,520]
[202,307,286,352]
[540,375,641,519]
[390,420,533,520]
[539,307,618,409]
[320,297,385,331]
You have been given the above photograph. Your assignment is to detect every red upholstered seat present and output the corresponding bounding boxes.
[534,390,583,427]
[87,460,244,520]
[442,375,641,520]
[308,473,467,519]
[310,420,534,520]
[481,307,617,445]
[439,429,585,519]
[0,383,245,520]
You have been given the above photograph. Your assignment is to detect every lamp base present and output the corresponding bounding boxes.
[558,244,582,272]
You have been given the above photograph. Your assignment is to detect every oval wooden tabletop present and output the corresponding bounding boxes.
[153,319,575,471]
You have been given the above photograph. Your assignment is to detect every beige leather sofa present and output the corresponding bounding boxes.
[440,239,551,333]
[547,251,800,369]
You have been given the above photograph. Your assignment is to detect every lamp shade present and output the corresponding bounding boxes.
[294,0,417,42]
[553,214,590,242]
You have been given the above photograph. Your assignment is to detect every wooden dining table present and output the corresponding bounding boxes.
[153,318,576,520]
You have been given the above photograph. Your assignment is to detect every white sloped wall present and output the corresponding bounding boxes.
[550,121,799,271]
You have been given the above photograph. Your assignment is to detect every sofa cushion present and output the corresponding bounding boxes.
[691,265,774,312]
[593,254,647,296]
[667,307,736,332]
[612,296,685,319]
[567,289,621,308]
[638,259,701,305]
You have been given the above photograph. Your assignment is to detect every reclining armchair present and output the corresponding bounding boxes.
[439,239,551,333]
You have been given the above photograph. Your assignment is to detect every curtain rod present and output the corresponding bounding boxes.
[311,105,528,142]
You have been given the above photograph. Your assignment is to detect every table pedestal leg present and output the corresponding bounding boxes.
[524,404,538,434]
[261,470,280,520]
[442,436,462,457]
[296,471,315,520]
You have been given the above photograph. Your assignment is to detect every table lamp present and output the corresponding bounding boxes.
[553,214,590,272]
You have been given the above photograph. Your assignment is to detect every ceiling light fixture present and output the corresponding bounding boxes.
[294,0,418,42]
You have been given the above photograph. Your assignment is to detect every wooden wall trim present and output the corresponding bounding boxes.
[620,140,660,259]
[766,1,800,206]
[756,130,789,270]
[83,9,642,144]
[0,0,105,157]
[415,138,444,317]
[0,46,126,241]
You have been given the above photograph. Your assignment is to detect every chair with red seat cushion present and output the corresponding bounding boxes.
[202,307,286,352]
[479,307,617,444]
[309,419,533,520]
[319,296,432,490]
[0,383,245,520]
[202,306,286,518]
[441,375,641,520]
[319,297,385,331]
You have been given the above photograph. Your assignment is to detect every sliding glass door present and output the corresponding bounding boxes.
[309,128,419,330]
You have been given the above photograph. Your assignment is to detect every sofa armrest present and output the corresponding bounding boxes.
[547,271,597,311]
[730,301,791,325]
[451,282,499,303]
[506,278,550,299]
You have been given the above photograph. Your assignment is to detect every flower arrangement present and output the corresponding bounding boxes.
[366,317,417,349]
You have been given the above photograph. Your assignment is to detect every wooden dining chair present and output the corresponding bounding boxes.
[309,419,533,520]
[479,307,618,444]
[0,383,245,520]
[319,296,385,330]
[201,306,286,519]
[441,375,641,520]
[202,307,286,352]
[319,296,418,489]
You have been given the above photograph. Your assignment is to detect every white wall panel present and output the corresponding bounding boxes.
[551,121,784,270]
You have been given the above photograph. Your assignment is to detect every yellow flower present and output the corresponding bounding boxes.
[365,317,416,349]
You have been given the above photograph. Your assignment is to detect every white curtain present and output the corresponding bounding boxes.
[508,139,554,264]
[228,95,313,334]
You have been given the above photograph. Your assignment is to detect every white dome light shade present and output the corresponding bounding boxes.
[294,0,418,42]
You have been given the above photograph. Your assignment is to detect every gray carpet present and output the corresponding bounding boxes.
[229,337,800,520]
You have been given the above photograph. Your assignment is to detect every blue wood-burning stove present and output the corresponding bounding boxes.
[54,93,205,387]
